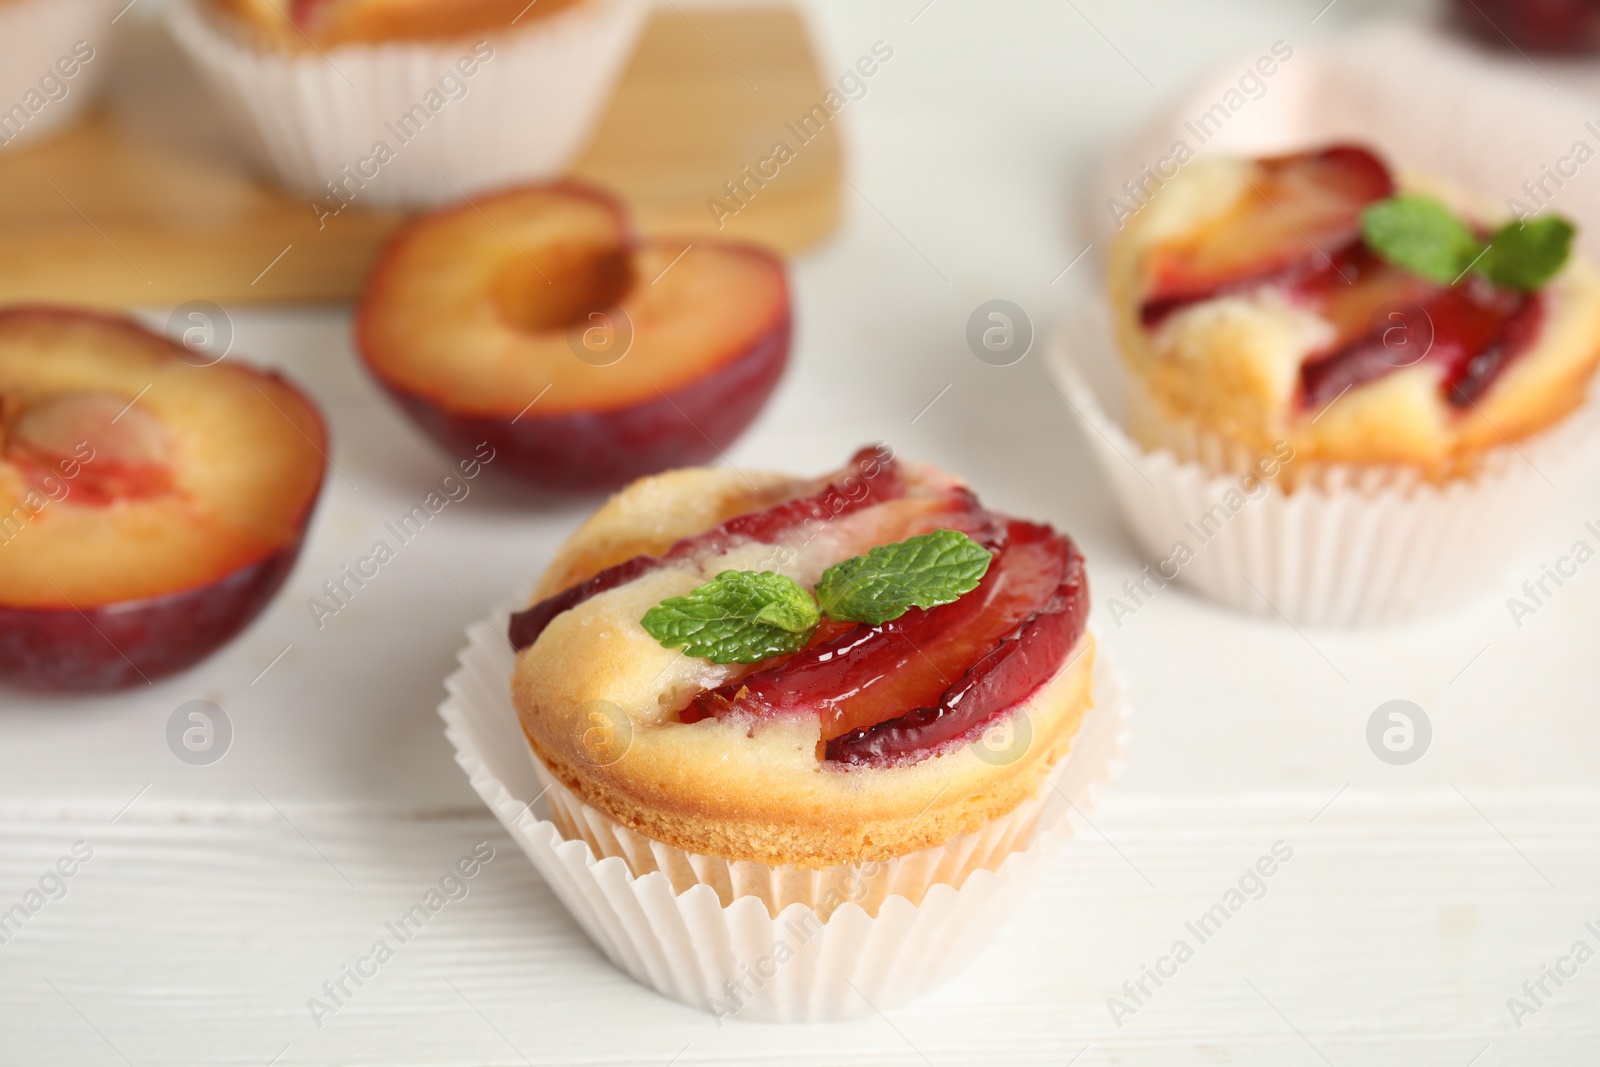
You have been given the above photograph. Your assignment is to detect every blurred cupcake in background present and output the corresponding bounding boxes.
[207,0,592,46]
[167,0,648,210]
[1054,141,1600,625]
[1108,144,1600,483]
[0,0,117,153]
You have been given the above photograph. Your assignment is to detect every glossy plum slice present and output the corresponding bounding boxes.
[826,526,1088,767]
[679,494,1009,737]
[1140,144,1395,326]
[704,445,902,548]
[1298,269,1540,410]
[683,520,1086,764]
[1299,247,1435,345]
[1442,292,1545,407]
[1291,246,1443,406]
[509,446,903,651]
[1136,140,1548,409]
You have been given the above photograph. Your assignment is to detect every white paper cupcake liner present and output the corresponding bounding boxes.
[532,730,1069,921]
[0,0,116,154]
[439,591,1129,1021]
[167,0,647,208]
[1049,301,1600,627]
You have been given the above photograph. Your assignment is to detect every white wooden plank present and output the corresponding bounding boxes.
[4,0,1598,1062]
[1,794,1596,1065]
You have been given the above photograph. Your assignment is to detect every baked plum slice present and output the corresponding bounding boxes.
[1136,142,1548,409]
[1293,250,1545,410]
[827,525,1088,766]
[1140,144,1395,326]
[357,182,791,494]
[683,519,1090,767]
[0,307,327,691]
[509,446,903,651]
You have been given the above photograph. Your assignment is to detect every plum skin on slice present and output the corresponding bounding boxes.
[1297,265,1545,411]
[1139,144,1553,410]
[356,181,792,494]
[0,306,328,692]
[1139,144,1396,327]
[516,448,1090,768]
[509,445,905,650]
[824,527,1088,766]
[701,519,1090,768]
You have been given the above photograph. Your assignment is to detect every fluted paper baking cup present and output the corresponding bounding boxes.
[167,0,646,208]
[1049,302,1600,627]
[532,718,1073,921]
[0,0,116,154]
[440,591,1129,1021]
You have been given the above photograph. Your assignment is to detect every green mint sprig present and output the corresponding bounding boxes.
[814,527,995,625]
[640,571,819,664]
[1480,215,1576,290]
[639,529,993,664]
[1359,196,1480,284]
[1360,194,1575,292]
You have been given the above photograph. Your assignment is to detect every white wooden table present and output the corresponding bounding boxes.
[7,0,1600,1064]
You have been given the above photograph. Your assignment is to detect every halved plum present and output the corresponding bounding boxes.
[1140,144,1395,326]
[357,181,791,493]
[0,307,328,691]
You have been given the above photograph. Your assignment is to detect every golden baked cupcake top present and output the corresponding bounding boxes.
[509,447,1095,867]
[206,0,589,47]
[1108,143,1600,475]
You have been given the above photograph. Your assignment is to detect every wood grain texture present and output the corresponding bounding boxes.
[1,794,1596,1066]
[2,0,1598,1062]
[0,6,839,307]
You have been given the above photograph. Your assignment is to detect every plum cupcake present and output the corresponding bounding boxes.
[1054,142,1600,624]
[167,0,646,207]
[440,446,1127,1019]
[1110,143,1600,479]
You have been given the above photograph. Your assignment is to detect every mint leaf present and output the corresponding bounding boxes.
[639,531,996,664]
[640,571,819,664]
[1361,195,1485,284]
[815,529,993,626]
[1482,215,1575,291]
[1361,195,1578,291]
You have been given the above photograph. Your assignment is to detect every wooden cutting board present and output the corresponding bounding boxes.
[0,6,840,307]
